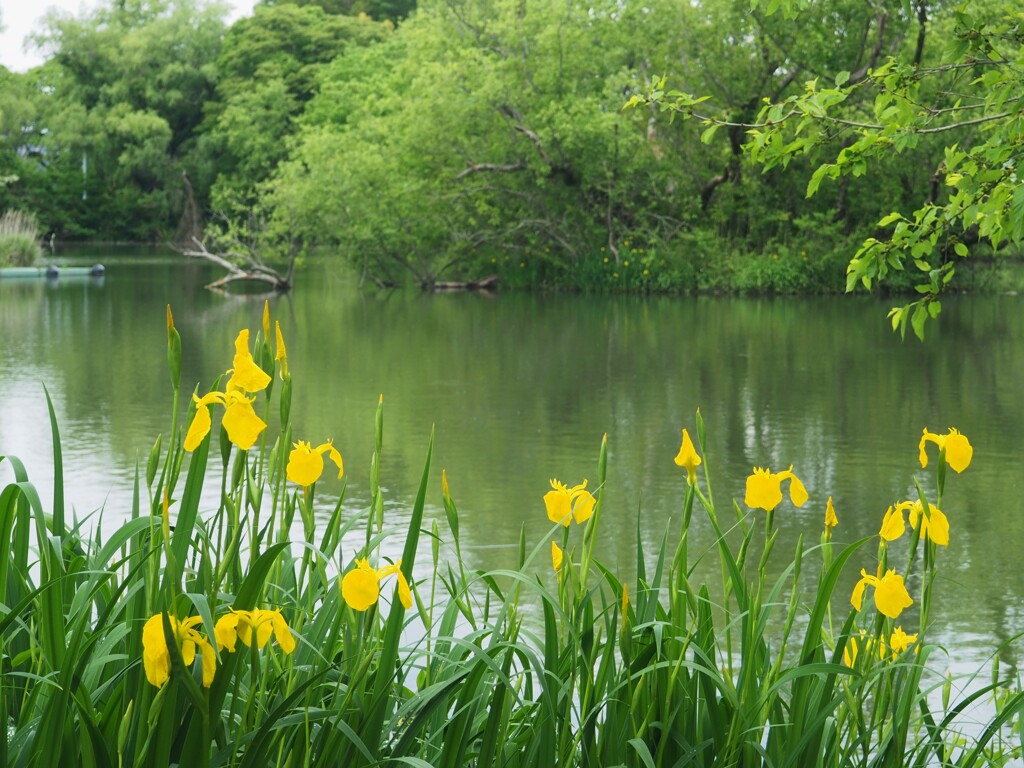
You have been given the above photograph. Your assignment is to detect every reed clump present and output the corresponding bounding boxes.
[0,303,1020,767]
[0,209,42,266]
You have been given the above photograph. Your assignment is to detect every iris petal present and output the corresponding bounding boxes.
[874,570,914,619]
[325,444,344,478]
[254,611,274,649]
[181,638,196,667]
[271,611,296,654]
[235,609,255,647]
[342,567,381,611]
[215,613,240,652]
[222,396,267,450]
[919,429,939,469]
[184,400,213,452]
[396,570,413,610]
[198,638,216,687]
[572,490,596,524]
[944,429,973,473]
[544,488,572,526]
[142,615,170,687]
[785,471,808,507]
[843,636,859,667]
[879,505,906,541]
[287,441,324,486]
[745,468,782,511]
[850,576,868,612]
[229,330,271,393]
[143,646,170,687]
[909,501,950,547]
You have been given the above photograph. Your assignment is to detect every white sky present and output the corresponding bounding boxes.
[0,0,258,72]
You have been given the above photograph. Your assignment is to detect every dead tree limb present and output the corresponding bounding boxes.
[182,236,292,292]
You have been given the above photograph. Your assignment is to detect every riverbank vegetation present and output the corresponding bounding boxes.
[0,304,1020,766]
[0,209,42,266]
[1,0,1021,305]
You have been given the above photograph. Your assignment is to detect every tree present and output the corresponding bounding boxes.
[262,0,709,286]
[638,0,1024,336]
[14,0,226,239]
[266,0,417,23]
[0,67,37,208]
[204,4,390,215]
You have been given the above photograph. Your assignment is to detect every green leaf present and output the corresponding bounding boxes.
[627,738,657,768]
[953,242,969,257]
[834,70,850,87]
[700,124,719,144]
[911,304,927,341]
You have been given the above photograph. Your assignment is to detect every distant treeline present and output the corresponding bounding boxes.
[0,0,1020,295]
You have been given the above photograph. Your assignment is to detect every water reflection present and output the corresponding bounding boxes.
[1,248,1022,667]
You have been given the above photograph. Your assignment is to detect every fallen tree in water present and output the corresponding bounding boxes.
[427,274,499,292]
[181,236,294,292]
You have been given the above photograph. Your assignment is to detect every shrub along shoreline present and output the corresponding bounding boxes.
[0,302,1020,767]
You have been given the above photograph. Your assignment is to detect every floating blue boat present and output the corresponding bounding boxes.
[0,264,105,279]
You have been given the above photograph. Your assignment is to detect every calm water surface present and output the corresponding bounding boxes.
[1,247,1022,670]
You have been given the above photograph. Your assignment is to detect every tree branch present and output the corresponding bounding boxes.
[181,236,291,292]
[455,161,526,179]
[849,9,888,85]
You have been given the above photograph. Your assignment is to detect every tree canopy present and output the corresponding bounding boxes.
[639,0,1024,335]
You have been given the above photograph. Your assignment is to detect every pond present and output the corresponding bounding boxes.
[1,246,1022,673]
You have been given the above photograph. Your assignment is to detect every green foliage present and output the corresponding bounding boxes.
[206,4,390,215]
[266,0,416,23]
[4,0,227,239]
[263,0,703,286]
[641,0,1024,335]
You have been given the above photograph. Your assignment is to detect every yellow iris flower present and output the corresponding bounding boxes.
[879,504,906,541]
[842,630,880,667]
[214,608,296,654]
[185,388,267,451]
[286,440,344,487]
[824,496,838,531]
[551,541,563,572]
[228,328,271,393]
[142,613,216,688]
[744,466,808,512]
[275,321,289,380]
[919,427,972,473]
[843,625,918,666]
[184,330,271,452]
[851,567,914,619]
[341,558,413,612]
[888,626,918,657]
[878,500,949,546]
[673,428,702,485]
[543,479,596,526]
[905,499,949,546]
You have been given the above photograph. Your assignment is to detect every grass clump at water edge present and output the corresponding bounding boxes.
[0,209,42,267]
[0,303,1021,767]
